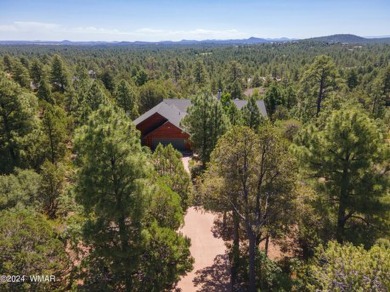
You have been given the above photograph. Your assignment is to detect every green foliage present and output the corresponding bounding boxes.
[75,104,152,290]
[204,125,297,290]
[193,60,208,87]
[0,73,40,173]
[181,92,230,165]
[137,222,193,291]
[225,61,244,99]
[41,103,68,164]
[30,58,45,86]
[75,104,192,290]
[298,55,340,120]
[37,78,54,103]
[241,95,263,129]
[148,179,184,229]
[0,169,41,211]
[139,80,168,113]
[293,107,389,245]
[264,83,284,118]
[39,160,66,219]
[0,208,70,291]
[305,241,390,291]
[2,55,13,73]
[152,143,192,211]
[50,54,70,93]
[114,79,139,119]
[100,69,116,93]
[12,60,30,89]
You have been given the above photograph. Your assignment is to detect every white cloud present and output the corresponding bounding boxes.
[0,21,248,41]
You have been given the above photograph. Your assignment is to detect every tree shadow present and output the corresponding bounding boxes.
[193,253,231,292]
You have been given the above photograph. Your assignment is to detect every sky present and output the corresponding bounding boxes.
[0,0,389,42]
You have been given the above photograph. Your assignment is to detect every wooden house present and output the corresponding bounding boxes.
[133,98,267,152]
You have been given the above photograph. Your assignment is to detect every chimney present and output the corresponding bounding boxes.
[217,89,222,100]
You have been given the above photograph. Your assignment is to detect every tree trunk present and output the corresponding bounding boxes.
[231,210,240,291]
[336,158,350,243]
[316,74,325,116]
[265,234,270,257]
[248,229,257,292]
[119,215,133,291]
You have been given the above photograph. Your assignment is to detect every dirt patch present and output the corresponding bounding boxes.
[176,208,230,291]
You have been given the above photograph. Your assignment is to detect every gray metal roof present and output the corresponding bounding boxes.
[133,100,187,129]
[133,98,267,129]
[232,98,268,117]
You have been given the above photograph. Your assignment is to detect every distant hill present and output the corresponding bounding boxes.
[304,34,390,44]
[0,34,389,46]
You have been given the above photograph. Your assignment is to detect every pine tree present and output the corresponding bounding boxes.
[181,92,230,165]
[204,125,297,291]
[307,241,390,291]
[114,79,139,119]
[293,107,389,244]
[39,160,66,218]
[298,55,339,119]
[0,73,39,173]
[264,84,284,117]
[30,58,45,87]
[193,60,208,87]
[75,105,152,290]
[37,78,54,104]
[242,95,263,130]
[74,105,192,290]
[12,60,30,89]
[152,144,192,211]
[0,169,41,211]
[0,209,70,291]
[41,103,68,164]
[50,54,70,93]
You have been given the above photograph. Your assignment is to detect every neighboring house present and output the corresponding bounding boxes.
[133,98,267,151]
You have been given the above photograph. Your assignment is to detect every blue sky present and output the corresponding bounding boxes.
[0,0,389,41]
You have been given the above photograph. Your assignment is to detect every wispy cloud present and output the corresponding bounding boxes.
[0,21,249,41]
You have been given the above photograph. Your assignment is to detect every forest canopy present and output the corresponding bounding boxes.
[0,41,389,291]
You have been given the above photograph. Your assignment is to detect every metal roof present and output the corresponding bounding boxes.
[133,98,267,129]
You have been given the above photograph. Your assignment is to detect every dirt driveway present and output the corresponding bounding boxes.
[177,157,230,291]
[177,207,230,292]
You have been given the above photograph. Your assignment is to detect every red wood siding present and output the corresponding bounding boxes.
[143,121,191,151]
[136,112,167,136]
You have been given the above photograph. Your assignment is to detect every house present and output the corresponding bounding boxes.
[133,98,267,152]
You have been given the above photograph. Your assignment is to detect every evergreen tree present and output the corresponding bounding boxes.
[2,55,14,73]
[226,61,244,99]
[0,169,41,211]
[30,58,45,87]
[39,160,66,219]
[203,125,297,291]
[264,84,284,118]
[152,144,192,211]
[306,241,390,291]
[293,107,389,245]
[41,103,68,164]
[37,78,54,104]
[193,60,208,87]
[75,105,192,290]
[100,69,116,93]
[0,209,70,291]
[12,60,30,89]
[114,79,139,119]
[0,73,39,173]
[181,92,230,165]
[299,55,339,119]
[139,80,168,113]
[242,95,263,130]
[50,54,70,93]
[347,69,359,90]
